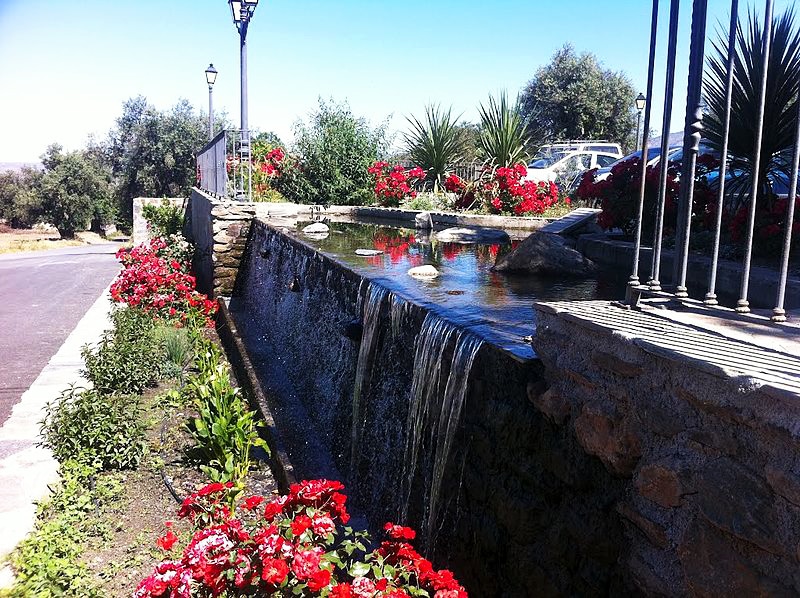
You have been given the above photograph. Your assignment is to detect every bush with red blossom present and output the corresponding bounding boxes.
[135,480,467,598]
[730,195,800,256]
[477,163,562,215]
[577,154,718,238]
[110,237,217,327]
[368,162,426,207]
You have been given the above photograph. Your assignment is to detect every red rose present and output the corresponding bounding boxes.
[261,557,289,585]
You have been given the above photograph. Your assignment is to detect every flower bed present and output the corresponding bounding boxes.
[136,480,466,598]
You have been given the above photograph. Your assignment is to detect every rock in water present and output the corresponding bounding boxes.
[355,249,383,256]
[435,227,510,244]
[415,211,433,229]
[493,231,597,276]
[408,265,440,278]
[302,222,330,234]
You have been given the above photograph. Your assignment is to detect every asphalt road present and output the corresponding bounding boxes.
[0,244,121,426]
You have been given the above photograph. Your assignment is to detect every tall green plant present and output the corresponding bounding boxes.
[704,7,800,211]
[404,104,463,192]
[478,93,531,168]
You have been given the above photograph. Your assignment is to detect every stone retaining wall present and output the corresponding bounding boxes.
[187,188,255,297]
[532,304,800,595]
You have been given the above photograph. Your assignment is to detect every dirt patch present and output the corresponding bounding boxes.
[82,374,277,596]
[0,227,80,254]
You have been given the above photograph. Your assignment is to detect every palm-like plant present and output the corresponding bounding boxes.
[704,8,800,211]
[478,92,532,169]
[404,104,463,192]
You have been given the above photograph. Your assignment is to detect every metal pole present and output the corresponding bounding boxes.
[673,0,709,297]
[208,85,214,141]
[737,0,774,313]
[636,111,642,149]
[649,0,681,291]
[628,0,659,290]
[705,0,739,305]
[772,100,800,321]
[239,18,251,201]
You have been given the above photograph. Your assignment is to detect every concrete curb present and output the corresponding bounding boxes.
[0,285,114,588]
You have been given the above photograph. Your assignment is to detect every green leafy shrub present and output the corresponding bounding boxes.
[40,386,145,469]
[5,461,120,598]
[142,198,183,237]
[82,307,164,395]
[152,324,193,379]
[405,104,464,191]
[185,340,266,484]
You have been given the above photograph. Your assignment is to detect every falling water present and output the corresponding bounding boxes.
[398,312,483,549]
[389,292,411,339]
[349,283,389,472]
[426,330,482,548]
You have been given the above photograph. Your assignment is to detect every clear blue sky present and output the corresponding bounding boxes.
[0,0,794,163]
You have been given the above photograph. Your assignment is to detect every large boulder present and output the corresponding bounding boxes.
[493,231,597,276]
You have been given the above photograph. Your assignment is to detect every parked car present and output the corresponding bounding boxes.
[535,141,624,156]
[525,149,621,183]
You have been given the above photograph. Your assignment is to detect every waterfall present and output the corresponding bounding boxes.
[400,312,483,549]
[389,292,410,339]
[349,283,388,472]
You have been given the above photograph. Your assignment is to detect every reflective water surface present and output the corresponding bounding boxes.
[282,220,627,359]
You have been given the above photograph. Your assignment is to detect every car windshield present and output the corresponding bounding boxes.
[529,151,569,169]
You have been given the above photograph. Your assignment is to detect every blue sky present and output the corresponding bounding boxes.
[0,0,794,162]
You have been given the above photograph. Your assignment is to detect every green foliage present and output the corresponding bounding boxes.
[404,104,464,191]
[704,7,800,211]
[5,461,120,598]
[152,324,193,379]
[82,307,164,396]
[0,166,44,228]
[478,92,532,168]
[520,44,637,150]
[290,98,388,206]
[103,97,212,226]
[40,386,146,469]
[185,339,266,485]
[142,198,184,237]
[39,144,113,238]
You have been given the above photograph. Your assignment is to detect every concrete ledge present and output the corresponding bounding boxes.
[215,299,295,493]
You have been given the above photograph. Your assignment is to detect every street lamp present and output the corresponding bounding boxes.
[205,63,218,141]
[635,93,647,149]
[230,0,259,200]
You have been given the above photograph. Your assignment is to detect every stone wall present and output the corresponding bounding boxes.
[187,188,256,297]
[228,220,639,596]
[532,304,800,595]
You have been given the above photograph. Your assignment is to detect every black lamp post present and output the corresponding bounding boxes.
[205,63,218,141]
[635,93,647,149]
[229,0,259,200]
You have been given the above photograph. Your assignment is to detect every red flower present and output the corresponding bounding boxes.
[291,548,322,579]
[262,557,289,584]
[307,568,332,591]
[330,584,353,598]
[291,514,313,536]
[384,522,416,540]
[156,523,178,551]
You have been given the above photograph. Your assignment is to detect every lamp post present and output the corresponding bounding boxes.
[229,0,259,200]
[205,63,218,141]
[635,93,647,149]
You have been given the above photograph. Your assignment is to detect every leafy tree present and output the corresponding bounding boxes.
[704,7,800,211]
[0,166,43,228]
[404,104,464,191]
[39,144,112,238]
[291,98,388,205]
[520,45,637,150]
[101,97,211,226]
[453,121,483,163]
[478,92,532,168]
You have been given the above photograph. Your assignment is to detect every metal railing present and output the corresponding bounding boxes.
[627,0,796,322]
[196,128,252,200]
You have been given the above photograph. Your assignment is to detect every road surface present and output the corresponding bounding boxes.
[0,244,120,425]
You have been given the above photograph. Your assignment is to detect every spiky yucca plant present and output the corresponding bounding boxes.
[704,8,800,211]
[404,104,463,192]
[478,92,532,169]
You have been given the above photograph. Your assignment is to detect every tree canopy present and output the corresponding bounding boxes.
[520,45,637,150]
